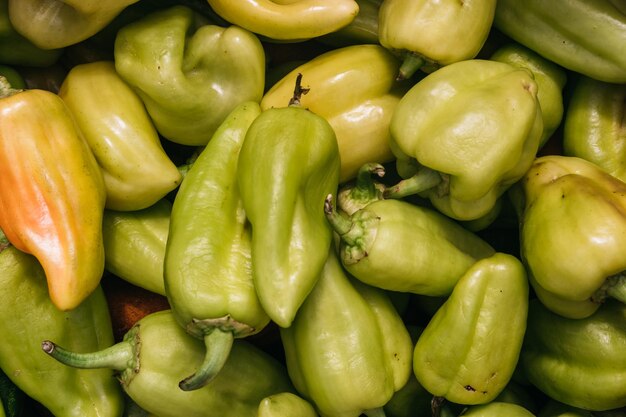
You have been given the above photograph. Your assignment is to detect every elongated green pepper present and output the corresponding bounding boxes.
[0,233,124,417]
[237,75,341,328]
[324,196,495,296]
[413,253,529,405]
[281,250,413,417]
[257,392,318,417]
[42,310,294,417]
[164,101,270,390]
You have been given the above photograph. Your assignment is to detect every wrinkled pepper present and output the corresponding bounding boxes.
[262,44,408,182]
[0,78,106,311]
[102,198,172,296]
[59,61,182,211]
[7,0,139,49]
[491,43,567,147]
[515,155,626,319]
[164,102,270,390]
[494,0,626,83]
[0,234,124,417]
[378,0,497,80]
[257,392,318,417]
[462,402,536,417]
[520,299,626,411]
[324,196,495,296]
[205,0,359,41]
[563,76,626,182]
[114,5,266,146]
[385,59,544,222]
[42,309,294,417]
[413,253,529,405]
[237,75,340,328]
[280,250,413,417]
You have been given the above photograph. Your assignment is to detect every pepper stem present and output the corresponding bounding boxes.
[41,339,134,372]
[397,53,425,81]
[288,73,310,107]
[324,194,355,237]
[178,329,234,391]
[363,407,387,417]
[0,76,22,99]
[353,162,385,199]
[383,167,442,199]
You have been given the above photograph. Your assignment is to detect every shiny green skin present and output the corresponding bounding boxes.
[494,0,626,83]
[463,402,536,417]
[237,105,340,328]
[413,253,529,405]
[333,198,495,296]
[280,251,413,417]
[491,43,567,147]
[563,76,626,182]
[390,59,543,221]
[537,400,595,417]
[257,392,318,417]
[521,299,626,411]
[114,5,265,146]
[0,245,124,417]
[102,198,172,296]
[164,101,269,338]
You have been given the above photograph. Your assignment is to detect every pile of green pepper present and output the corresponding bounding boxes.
[1,0,626,416]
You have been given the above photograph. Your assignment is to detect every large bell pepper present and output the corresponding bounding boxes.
[378,0,497,80]
[114,5,266,146]
[0,235,124,417]
[164,102,270,390]
[237,76,341,328]
[7,0,139,49]
[324,196,495,296]
[0,78,106,311]
[494,0,626,83]
[262,44,408,182]
[515,155,626,319]
[520,299,626,411]
[413,253,529,405]
[563,76,626,182]
[385,59,543,222]
[280,250,413,417]
[205,0,359,41]
[59,60,182,211]
[42,309,294,417]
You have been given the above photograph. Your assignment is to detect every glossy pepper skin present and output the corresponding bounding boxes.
[563,76,626,182]
[0,79,106,311]
[280,250,413,417]
[102,198,172,296]
[324,197,495,296]
[59,61,182,211]
[257,392,318,417]
[378,0,496,80]
[520,299,626,411]
[7,0,139,49]
[494,0,626,83]
[237,78,341,328]
[206,0,359,41]
[386,59,543,222]
[413,253,529,405]
[42,310,294,417]
[515,155,626,319]
[262,44,407,182]
[0,236,124,417]
[164,102,270,390]
[114,5,265,146]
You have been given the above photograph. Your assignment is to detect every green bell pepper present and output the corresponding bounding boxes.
[563,75,626,182]
[520,299,626,411]
[280,250,413,417]
[324,196,495,296]
[378,0,497,80]
[257,392,318,417]
[494,0,626,83]
[385,59,544,222]
[114,5,265,146]
[462,402,536,417]
[164,101,270,390]
[413,253,529,405]
[516,155,626,319]
[237,76,341,328]
[42,310,295,417]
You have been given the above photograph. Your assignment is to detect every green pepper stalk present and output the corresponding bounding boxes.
[336,162,386,216]
[164,102,269,391]
[42,310,294,417]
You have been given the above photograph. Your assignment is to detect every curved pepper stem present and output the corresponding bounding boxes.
[383,166,443,199]
[41,339,135,372]
[288,73,310,107]
[178,329,234,391]
[352,162,386,200]
[397,53,425,81]
[324,194,355,236]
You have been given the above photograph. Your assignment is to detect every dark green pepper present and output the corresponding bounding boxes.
[42,310,295,417]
